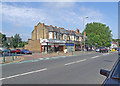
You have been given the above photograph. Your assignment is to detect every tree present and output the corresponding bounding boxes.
[82,22,112,48]
[18,41,28,47]
[2,34,9,48]
[10,34,22,48]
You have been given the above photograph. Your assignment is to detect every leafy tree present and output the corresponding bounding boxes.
[10,34,22,48]
[1,34,9,48]
[82,22,112,48]
[18,41,28,47]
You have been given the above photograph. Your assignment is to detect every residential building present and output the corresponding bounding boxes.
[25,22,84,53]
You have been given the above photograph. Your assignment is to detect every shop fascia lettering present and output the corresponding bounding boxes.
[40,39,66,44]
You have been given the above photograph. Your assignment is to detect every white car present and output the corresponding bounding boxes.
[64,48,67,53]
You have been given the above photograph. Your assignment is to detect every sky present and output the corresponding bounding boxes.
[1,1,118,41]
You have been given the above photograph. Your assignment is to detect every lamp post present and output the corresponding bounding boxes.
[83,16,88,52]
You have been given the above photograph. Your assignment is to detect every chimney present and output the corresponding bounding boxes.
[49,25,52,27]
[54,26,57,28]
[76,29,79,33]
[61,28,64,29]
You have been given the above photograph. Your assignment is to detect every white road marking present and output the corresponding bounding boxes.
[0,68,47,81]
[91,56,99,59]
[65,59,87,66]
[103,53,110,55]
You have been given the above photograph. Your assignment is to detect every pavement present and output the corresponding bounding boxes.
[0,51,115,65]
[1,51,118,84]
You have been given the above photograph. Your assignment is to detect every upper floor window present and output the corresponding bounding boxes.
[79,37,81,41]
[75,36,77,41]
[60,34,62,40]
[49,32,53,39]
[76,37,79,41]
[63,34,66,40]
[57,33,60,40]
[72,36,74,41]
[54,32,56,39]
[67,35,69,40]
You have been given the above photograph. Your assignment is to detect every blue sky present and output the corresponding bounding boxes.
[1,2,118,41]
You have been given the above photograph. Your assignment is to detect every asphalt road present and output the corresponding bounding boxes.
[1,52,118,84]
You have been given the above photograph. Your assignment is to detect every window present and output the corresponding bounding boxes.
[72,36,74,41]
[49,32,53,39]
[60,34,62,40]
[57,33,60,40]
[79,37,81,41]
[67,35,69,40]
[77,37,79,41]
[54,32,56,39]
[63,34,66,40]
[112,61,120,79]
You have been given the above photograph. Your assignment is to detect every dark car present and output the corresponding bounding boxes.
[3,49,11,53]
[11,49,21,54]
[21,49,32,54]
[100,57,120,85]
[99,47,108,53]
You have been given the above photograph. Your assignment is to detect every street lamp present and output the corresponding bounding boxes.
[83,16,88,52]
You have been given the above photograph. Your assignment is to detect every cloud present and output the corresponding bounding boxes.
[2,2,104,40]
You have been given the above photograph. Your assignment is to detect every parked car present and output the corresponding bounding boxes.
[3,49,11,53]
[96,47,102,52]
[0,47,5,51]
[0,50,3,56]
[96,47,108,53]
[20,49,32,54]
[100,57,120,85]
[100,47,108,53]
[11,49,21,54]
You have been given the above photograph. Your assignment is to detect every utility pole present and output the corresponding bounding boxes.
[82,16,88,52]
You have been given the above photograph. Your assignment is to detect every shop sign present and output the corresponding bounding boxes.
[55,45,59,47]
[51,45,54,47]
[65,43,74,46]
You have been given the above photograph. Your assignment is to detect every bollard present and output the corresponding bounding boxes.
[15,52,17,59]
[3,53,5,63]
[12,53,14,61]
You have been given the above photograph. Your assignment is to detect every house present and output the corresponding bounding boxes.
[25,22,84,53]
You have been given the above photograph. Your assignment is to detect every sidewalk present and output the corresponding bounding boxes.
[0,51,96,64]
[0,55,24,64]
[22,51,96,61]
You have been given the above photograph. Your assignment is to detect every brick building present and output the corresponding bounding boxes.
[25,22,84,53]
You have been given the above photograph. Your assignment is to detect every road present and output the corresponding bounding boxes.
[1,52,118,84]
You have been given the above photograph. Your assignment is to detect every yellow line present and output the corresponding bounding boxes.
[1,56,24,64]
[13,56,24,63]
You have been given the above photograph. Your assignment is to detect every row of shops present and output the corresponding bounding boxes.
[40,39,83,53]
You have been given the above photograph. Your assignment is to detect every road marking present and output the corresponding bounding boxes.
[103,53,110,55]
[65,59,87,66]
[0,68,47,81]
[91,56,99,59]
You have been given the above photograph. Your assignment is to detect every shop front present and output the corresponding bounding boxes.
[40,39,65,53]
[65,43,75,52]
[75,42,82,51]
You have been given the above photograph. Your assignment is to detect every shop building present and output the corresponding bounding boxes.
[25,22,84,53]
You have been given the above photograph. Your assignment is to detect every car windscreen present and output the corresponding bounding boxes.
[111,60,120,79]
